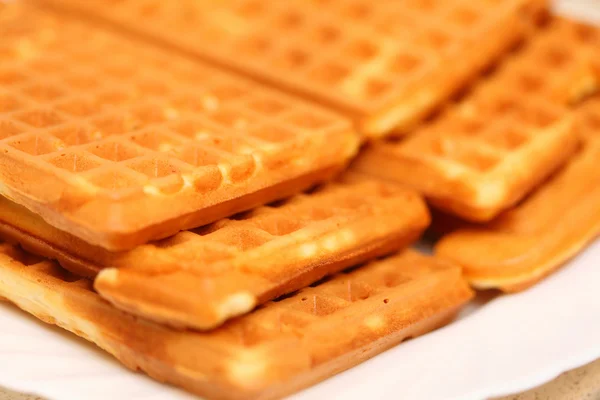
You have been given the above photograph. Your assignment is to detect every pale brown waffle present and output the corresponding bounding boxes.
[0,2,358,251]
[353,17,600,222]
[36,0,547,137]
[436,98,600,292]
[0,178,430,329]
[0,244,473,400]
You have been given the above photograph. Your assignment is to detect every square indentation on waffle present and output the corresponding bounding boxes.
[0,3,356,250]
[353,18,600,222]
[37,0,546,135]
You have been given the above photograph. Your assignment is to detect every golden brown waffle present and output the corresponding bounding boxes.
[0,179,430,329]
[0,244,473,400]
[0,3,358,251]
[436,98,600,292]
[353,18,600,222]
[36,0,547,137]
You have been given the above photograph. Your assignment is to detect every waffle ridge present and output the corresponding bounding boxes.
[0,244,473,400]
[436,98,600,292]
[0,3,358,250]
[353,17,600,222]
[0,178,430,329]
[35,0,548,136]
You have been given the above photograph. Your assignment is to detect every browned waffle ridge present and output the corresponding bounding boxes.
[0,244,473,400]
[0,2,358,251]
[0,178,430,329]
[353,17,600,222]
[35,0,548,137]
[436,98,600,292]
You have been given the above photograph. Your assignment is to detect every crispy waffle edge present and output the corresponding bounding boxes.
[0,245,473,400]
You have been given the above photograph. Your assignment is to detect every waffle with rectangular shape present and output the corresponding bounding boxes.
[436,98,600,292]
[0,245,473,400]
[353,17,600,222]
[35,0,548,137]
[0,2,358,251]
[0,178,430,329]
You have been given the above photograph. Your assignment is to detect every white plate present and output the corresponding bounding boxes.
[0,1,599,399]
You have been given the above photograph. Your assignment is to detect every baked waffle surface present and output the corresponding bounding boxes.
[0,178,430,329]
[38,0,547,137]
[0,2,358,251]
[436,98,600,292]
[353,17,600,221]
[0,245,473,400]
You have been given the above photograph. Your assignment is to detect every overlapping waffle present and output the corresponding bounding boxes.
[0,2,358,251]
[436,98,600,292]
[36,0,548,137]
[353,17,600,222]
[0,244,473,400]
[0,178,430,329]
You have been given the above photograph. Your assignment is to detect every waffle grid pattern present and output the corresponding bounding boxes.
[355,18,600,221]
[0,178,428,274]
[0,243,472,400]
[90,180,428,328]
[0,3,355,249]
[38,0,543,134]
[114,180,424,273]
[0,177,429,328]
[435,99,600,292]
[206,251,461,348]
[3,245,455,341]
[394,18,599,175]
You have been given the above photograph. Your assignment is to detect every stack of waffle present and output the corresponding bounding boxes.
[0,0,598,399]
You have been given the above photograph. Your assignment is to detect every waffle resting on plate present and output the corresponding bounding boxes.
[436,98,600,291]
[0,245,473,400]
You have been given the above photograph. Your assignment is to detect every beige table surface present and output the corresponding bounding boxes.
[1,357,599,400]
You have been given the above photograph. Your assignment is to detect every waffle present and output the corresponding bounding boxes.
[0,3,358,251]
[0,244,472,400]
[353,18,600,222]
[0,178,430,329]
[436,99,600,292]
[36,0,548,137]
